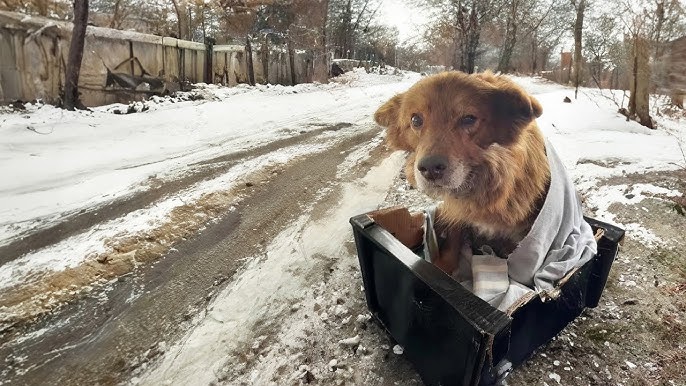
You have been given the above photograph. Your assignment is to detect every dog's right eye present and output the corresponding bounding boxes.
[460,115,477,126]
[411,114,423,129]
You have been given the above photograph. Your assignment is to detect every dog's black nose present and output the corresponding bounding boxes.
[417,155,447,181]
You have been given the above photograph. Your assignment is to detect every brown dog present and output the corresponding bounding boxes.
[374,71,550,275]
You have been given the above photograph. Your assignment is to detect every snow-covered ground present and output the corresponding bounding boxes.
[0,70,419,296]
[4,72,683,288]
[1,70,685,385]
[0,70,417,247]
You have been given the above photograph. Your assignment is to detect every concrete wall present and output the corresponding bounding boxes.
[667,36,686,93]
[0,11,315,107]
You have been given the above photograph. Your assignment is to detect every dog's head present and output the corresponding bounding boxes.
[374,71,543,200]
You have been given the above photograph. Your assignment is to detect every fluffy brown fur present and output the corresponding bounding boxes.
[374,71,550,274]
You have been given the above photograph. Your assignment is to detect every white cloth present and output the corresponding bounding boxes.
[424,139,597,312]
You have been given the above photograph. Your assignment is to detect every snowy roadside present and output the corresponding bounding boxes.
[136,151,405,386]
[513,76,685,247]
[3,72,682,295]
[0,71,416,302]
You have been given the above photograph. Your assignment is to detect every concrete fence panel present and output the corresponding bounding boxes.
[1,10,320,107]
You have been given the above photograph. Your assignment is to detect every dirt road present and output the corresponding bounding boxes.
[0,121,407,385]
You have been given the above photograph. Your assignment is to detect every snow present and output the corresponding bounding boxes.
[511,77,685,192]
[581,181,681,247]
[137,152,404,385]
[0,69,418,246]
[0,135,357,291]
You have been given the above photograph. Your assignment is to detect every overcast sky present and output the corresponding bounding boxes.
[378,0,430,43]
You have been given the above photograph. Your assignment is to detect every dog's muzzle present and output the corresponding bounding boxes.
[415,155,470,196]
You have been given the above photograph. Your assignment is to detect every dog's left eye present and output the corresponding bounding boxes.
[460,115,477,126]
[411,113,423,128]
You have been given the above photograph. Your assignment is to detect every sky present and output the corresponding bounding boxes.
[378,0,430,43]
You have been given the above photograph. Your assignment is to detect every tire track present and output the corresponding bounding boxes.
[0,124,387,386]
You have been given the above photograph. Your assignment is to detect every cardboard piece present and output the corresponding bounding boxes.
[368,206,425,250]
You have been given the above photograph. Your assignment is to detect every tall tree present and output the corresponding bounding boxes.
[63,0,89,111]
[494,0,556,73]
[526,0,572,74]
[496,0,521,73]
[171,0,190,39]
[454,0,503,73]
[312,0,331,82]
[329,0,380,59]
[571,0,586,99]
[613,0,685,126]
[421,0,505,73]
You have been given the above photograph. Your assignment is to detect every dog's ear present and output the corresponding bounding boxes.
[481,79,543,145]
[374,93,414,152]
[473,72,542,121]
[530,95,543,118]
[491,84,541,123]
[374,93,403,127]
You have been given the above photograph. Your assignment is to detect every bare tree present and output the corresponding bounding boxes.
[583,11,632,90]
[571,0,586,98]
[627,35,652,127]
[0,0,71,18]
[312,0,331,82]
[108,0,128,28]
[525,0,572,74]
[329,0,381,59]
[420,0,505,73]
[495,0,554,73]
[63,0,89,111]
[454,0,505,73]
[612,0,685,127]
[171,0,190,39]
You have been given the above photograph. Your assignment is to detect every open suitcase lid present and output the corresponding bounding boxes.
[350,211,624,386]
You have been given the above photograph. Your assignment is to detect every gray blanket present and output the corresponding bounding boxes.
[424,139,597,312]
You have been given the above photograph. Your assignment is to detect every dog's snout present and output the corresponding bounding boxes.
[418,155,448,181]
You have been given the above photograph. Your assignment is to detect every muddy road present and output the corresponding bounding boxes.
[0,122,401,385]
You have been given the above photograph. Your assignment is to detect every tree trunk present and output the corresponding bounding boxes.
[464,7,481,74]
[313,0,330,83]
[497,20,517,72]
[261,34,269,85]
[572,0,585,99]
[287,39,297,86]
[452,24,463,70]
[245,35,255,86]
[171,0,190,40]
[531,33,538,74]
[109,0,121,28]
[64,0,89,111]
[465,31,480,73]
[629,36,653,129]
[654,0,664,58]
[497,0,518,73]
